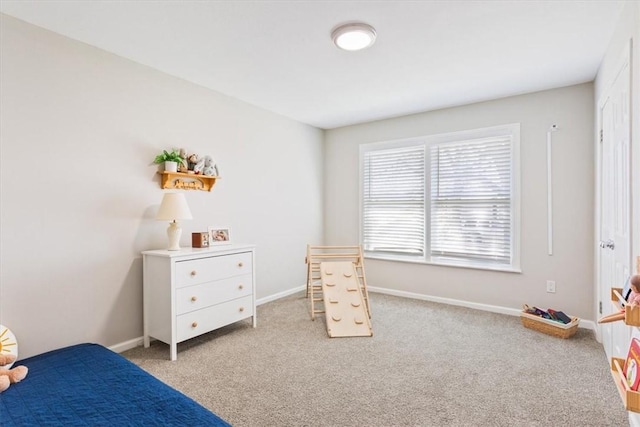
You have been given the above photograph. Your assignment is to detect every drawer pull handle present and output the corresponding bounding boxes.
[238,262,244,268]
[239,307,244,312]
[238,284,244,290]
[191,296,197,302]
[190,270,197,277]
[191,322,198,328]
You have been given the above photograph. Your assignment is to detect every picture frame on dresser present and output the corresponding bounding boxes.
[208,226,231,245]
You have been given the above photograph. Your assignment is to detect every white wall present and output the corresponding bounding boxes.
[0,14,323,358]
[324,84,594,319]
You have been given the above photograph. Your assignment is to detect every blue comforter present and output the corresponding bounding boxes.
[0,343,230,426]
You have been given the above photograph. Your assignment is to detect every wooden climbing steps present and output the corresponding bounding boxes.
[305,245,372,337]
[320,261,372,337]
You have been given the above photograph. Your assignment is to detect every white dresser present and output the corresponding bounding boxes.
[142,244,256,361]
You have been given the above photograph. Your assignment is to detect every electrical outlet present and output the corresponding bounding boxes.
[546,280,556,293]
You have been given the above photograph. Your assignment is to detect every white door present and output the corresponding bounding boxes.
[597,42,632,360]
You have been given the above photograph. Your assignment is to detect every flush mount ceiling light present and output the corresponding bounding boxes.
[331,22,377,51]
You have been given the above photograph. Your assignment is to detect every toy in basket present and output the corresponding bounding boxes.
[520,304,580,338]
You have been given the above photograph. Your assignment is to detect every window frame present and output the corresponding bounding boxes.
[359,123,521,273]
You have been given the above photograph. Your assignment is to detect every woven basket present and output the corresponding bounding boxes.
[520,306,580,339]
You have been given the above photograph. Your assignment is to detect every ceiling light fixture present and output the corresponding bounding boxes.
[331,22,376,51]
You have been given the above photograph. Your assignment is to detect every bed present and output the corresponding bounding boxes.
[0,343,230,426]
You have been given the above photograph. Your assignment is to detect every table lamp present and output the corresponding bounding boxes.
[156,193,193,251]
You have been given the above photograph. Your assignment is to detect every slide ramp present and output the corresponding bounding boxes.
[305,245,371,322]
[320,261,373,337]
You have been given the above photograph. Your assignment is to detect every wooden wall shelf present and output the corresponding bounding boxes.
[608,256,640,414]
[158,172,218,192]
[611,287,640,326]
[611,357,640,412]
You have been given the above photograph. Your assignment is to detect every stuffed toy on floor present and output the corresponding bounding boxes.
[0,353,28,393]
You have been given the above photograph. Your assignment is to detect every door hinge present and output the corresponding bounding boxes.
[599,301,603,314]
[600,129,603,143]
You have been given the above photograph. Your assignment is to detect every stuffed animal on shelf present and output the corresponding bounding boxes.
[187,153,200,171]
[0,353,28,393]
[202,155,218,176]
[178,148,189,172]
[598,275,640,324]
[193,156,206,174]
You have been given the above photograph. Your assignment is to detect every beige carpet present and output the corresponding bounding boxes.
[123,293,628,426]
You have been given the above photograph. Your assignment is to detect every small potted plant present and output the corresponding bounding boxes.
[153,149,186,173]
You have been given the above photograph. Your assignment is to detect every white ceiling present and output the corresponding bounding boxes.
[0,1,625,129]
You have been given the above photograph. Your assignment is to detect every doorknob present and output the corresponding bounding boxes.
[599,239,615,250]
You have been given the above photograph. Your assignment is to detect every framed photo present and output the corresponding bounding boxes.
[208,226,232,246]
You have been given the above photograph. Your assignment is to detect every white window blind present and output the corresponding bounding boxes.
[362,146,425,256]
[430,137,512,265]
[360,124,519,271]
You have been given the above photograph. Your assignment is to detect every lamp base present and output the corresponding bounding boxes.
[166,221,182,251]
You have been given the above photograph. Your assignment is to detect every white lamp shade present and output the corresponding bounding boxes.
[156,193,193,221]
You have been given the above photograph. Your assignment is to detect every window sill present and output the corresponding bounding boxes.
[363,253,522,274]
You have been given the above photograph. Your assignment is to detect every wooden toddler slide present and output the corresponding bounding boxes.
[305,245,372,337]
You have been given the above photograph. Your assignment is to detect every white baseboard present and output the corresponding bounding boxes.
[256,285,305,306]
[109,284,595,353]
[579,319,596,331]
[368,286,596,331]
[108,336,143,353]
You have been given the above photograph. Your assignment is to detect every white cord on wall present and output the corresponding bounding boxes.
[547,124,558,256]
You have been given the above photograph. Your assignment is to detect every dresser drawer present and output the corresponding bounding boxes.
[176,295,253,342]
[175,252,252,288]
[176,274,253,315]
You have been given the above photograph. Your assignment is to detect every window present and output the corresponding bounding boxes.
[360,124,520,271]
[362,146,425,256]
